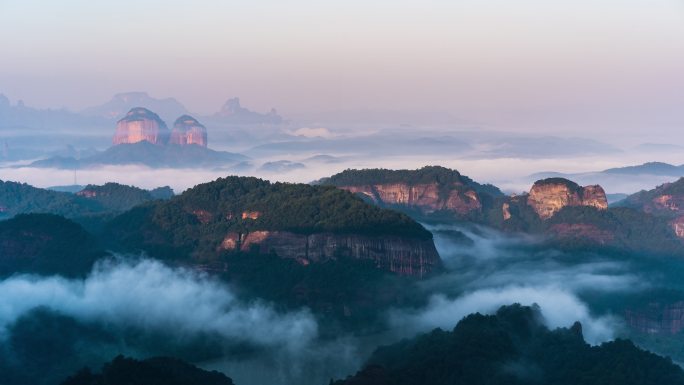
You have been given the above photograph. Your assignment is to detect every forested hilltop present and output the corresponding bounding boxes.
[107,175,433,259]
[332,304,684,385]
[0,180,172,219]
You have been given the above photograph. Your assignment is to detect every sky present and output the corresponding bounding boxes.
[1,0,683,133]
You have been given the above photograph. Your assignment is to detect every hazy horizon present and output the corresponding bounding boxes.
[1,0,683,135]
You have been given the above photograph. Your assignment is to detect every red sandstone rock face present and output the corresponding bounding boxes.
[626,302,684,334]
[113,107,169,145]
[340,183,482,216]
[672,216,684,238]
[219,230,441,277]
[527,179,607,219]
[169,115,208,147]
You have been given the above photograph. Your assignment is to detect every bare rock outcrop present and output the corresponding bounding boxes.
[113,107,169,145]
[341,183,482,216]
[220,230,441,277]
[170,115,208,147]
[527,178,608,220]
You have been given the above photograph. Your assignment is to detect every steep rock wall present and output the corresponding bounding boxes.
[340,183,481,216]
[527,179,607,219]
[220,230,441,277]
[113,107,169,145]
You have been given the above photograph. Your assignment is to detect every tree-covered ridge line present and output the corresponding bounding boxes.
[61,355,234,385]
[127,176,431,238]
[0,179,172,218]
[332,304,684,385]
[319,165,504,197]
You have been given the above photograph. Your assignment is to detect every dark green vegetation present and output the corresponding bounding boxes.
[0,180,172,233]
[0,307,232,385]
[0,214,106,277]
[490,196,684,255]
[320,167,684,257]
[533,177,583,194]
[30,141,247,169]
[0,180,100,218]
[321,165,503,197]
[220,251,417,331]
[77,182,169,212]
[107,176,431,260]
[61,355,234,385]
[615,177,684,217]
[0,177,434,328]
[320,166,504,223]
[332,304,684,385]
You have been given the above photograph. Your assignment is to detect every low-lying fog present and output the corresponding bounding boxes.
[2,150,683,195]
[0,225,653,385]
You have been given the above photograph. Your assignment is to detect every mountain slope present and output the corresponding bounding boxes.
[61,355,234,385]
[332,304,684,385]
[31,141,248,169]
[320,166,503,221]
[107,176,441,277]
[0,214,106,277]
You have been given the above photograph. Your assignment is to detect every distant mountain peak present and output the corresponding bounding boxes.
[82,92,188,121]
[213,97,283,124]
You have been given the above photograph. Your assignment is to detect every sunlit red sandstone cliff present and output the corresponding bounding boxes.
[113,107,170,145]
[113,107,207,147]
[170,115,208,146]
[526,178,608,220]
[323,166,503,219]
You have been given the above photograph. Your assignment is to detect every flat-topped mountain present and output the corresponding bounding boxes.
[527,178,608,219]
[82,91,188,122]
[108,176,441,277]
[320,166,503,220]
[212,97,282,124]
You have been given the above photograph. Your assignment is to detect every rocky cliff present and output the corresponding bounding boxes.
[341,183,483,216]
[170,115,208,147]
[108,176,442,277]
[220,230,440,277]
[527,178,608,219]
[616,178,684,238]
[323,166,503,219]
[113,107,170,145]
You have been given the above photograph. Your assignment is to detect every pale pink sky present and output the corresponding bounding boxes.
[1,0,683,133]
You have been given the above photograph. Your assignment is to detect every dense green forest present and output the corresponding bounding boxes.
[332,304,684,385]
[61,356,234,385]
[0,180,100,218]
[107,176,432,260]
[320,165,504,197]
[0,214,106,277]
[0,180,171,220]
